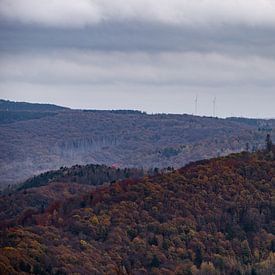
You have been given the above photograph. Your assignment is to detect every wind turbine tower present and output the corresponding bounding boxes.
[194,95,198,115]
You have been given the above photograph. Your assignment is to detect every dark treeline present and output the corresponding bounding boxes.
[16,164,147,191]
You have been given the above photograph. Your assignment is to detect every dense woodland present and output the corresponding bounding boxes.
[15,164,148,191]
[0,148,274,274]
[1,100,274,188]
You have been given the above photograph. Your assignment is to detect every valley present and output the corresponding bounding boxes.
[0,100,273,188]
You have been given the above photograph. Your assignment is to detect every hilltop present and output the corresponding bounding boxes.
[0,99,274,188]
[0,151,274,274]
[0,99,67,112]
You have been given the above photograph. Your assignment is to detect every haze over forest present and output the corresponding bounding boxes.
[0,99,274,188]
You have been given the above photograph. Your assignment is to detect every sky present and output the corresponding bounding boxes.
[0,0,275,118]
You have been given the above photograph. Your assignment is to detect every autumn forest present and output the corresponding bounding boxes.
[0,146,274,274]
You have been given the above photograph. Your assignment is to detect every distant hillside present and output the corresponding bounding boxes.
[0,151,274,274]
[0,99,69,125]
[0,99,67,112]
[0,99,274,188]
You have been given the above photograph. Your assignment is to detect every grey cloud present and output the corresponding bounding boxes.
[1,22,275,59]
[1,50,275,87]
[1,0,275,28]
[0,1,274,118]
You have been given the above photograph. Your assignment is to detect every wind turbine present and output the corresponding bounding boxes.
[194,94,198,115]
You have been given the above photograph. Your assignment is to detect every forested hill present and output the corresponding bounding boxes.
[16,164,148,191]
[0,150,274,274]
[0,99,68,125]
[0,99,67,112]
[1,99,274,188]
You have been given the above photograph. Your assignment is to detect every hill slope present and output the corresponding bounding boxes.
[0,100,67,125]
[0,151,274,274]
[1,99,274,188]
[0,99,67,112]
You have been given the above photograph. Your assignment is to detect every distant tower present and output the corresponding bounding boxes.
[213,96,216,117]
[194,95,198,115]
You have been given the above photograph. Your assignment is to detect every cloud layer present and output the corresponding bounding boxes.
[0,0,274,118]
[1,50,275,87]
[1,0,275,27]
[1,49,275,118]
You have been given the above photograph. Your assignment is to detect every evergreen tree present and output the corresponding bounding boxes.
[265,134,272,152]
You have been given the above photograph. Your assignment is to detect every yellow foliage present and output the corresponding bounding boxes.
[190,265,199,274]
[80,240,88,246]
[3,247,15,251]
[100,214,111,226]
[84,207,92,213]
[256,252,275,274]
[200,262,217,274]
[89,215,99,225]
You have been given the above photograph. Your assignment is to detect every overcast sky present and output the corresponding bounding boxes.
[0,0,274,118]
